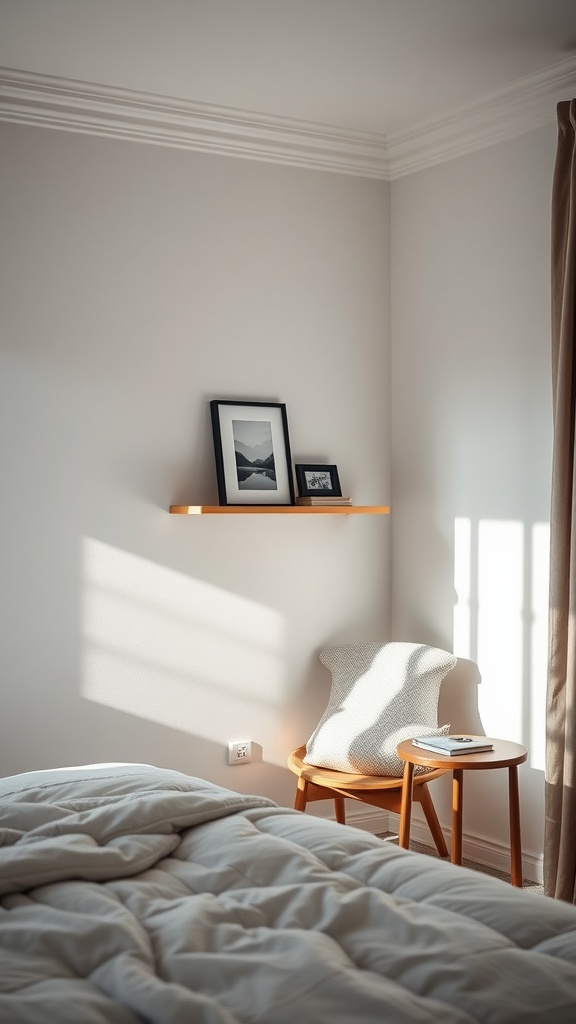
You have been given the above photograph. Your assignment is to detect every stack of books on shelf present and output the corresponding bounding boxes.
[412,735,494,755]
[296,496,353,506]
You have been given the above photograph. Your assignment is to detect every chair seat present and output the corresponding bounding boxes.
[288,746,447,791]
[287,745,449,857]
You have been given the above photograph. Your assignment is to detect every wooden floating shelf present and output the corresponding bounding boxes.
[169,505,390,516]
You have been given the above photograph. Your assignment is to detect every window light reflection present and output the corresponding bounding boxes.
[453,517,548,770]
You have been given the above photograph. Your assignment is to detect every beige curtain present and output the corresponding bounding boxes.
[545,99,576,902]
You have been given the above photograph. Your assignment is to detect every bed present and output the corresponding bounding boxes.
[1,762,575,1023]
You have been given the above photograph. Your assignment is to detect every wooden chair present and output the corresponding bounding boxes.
[287,745,449,857]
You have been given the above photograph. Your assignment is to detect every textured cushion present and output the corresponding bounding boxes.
[304,641,456,777]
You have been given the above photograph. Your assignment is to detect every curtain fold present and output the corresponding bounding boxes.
[545,98,576,902]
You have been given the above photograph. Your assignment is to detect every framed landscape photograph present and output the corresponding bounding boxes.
[295,463,342,497]
[210,400,295,505]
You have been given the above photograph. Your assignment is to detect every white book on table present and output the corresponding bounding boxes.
[412,736,494,755]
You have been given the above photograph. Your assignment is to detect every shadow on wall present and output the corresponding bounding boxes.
[437,658,483,737]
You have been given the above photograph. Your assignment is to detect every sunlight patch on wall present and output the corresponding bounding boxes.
[453,517,549,769]
[477,519,524,741]
[81,537,287,761]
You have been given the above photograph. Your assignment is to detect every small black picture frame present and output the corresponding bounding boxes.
[210,400,295,506]
[295,464,342,497]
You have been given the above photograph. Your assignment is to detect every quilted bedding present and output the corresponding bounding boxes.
[1,764,576,1023]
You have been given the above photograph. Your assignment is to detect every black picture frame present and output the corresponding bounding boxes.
[210,400,295,506]
[295,464,342,497]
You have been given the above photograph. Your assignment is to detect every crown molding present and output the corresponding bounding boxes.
[387,56,576,179]
[0,66,389,179]
[1,58,575,181]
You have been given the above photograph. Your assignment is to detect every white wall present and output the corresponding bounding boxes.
[0,123,391,808]
[0,111,558,878]
[391,124,555,873]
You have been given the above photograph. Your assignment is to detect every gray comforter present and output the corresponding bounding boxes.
[0,763,575,1023]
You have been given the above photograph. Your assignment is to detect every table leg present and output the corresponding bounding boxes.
[399,760,414,849]
[508,765,523,887]
[451,769,464,865]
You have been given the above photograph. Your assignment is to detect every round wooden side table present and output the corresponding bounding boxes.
[396,737,528,886]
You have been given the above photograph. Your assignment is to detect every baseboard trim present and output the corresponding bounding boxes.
[386,812,543,884]
[323,804,543,884]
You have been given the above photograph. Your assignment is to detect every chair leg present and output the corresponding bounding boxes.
[399,761,414,849]
[294,777,308,812]
[334,796,346,824]
[418,782,449,858]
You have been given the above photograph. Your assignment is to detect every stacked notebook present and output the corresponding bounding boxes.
[296,496,353,506]
[412,735,494,755]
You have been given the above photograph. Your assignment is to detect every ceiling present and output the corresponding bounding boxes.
[1,0,576,137]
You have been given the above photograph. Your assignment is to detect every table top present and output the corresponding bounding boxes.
[397,736,528,770]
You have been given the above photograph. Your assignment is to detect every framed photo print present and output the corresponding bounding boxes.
[210,400,295,506]
[295,464,342,497]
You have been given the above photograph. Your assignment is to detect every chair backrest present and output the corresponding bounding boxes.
[304,641,457,777]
